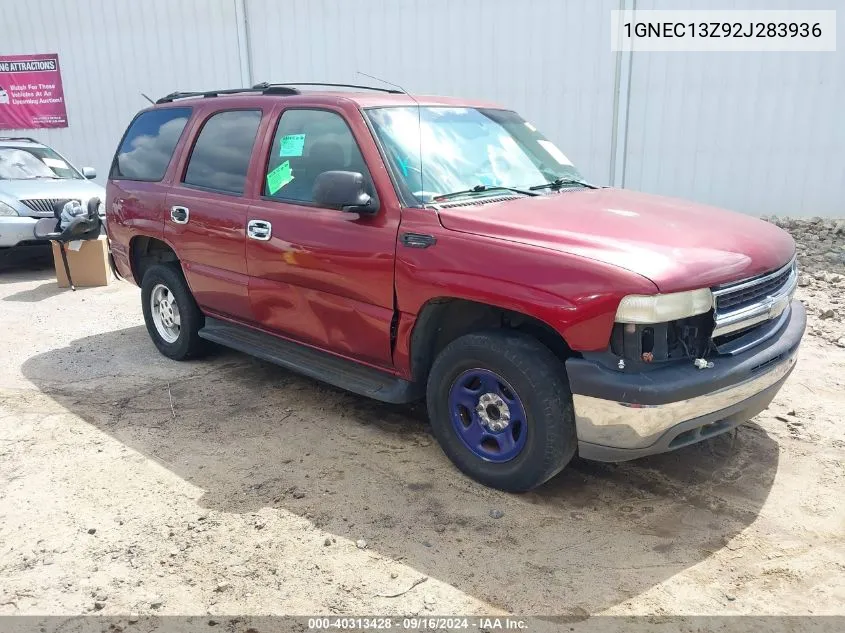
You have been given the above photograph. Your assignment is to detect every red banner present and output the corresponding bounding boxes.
[0,53,68,129]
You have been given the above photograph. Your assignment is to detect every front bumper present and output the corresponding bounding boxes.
[0,216,39,247]
[565,300,806,462]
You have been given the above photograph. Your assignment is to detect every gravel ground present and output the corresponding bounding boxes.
[0,231,843,625]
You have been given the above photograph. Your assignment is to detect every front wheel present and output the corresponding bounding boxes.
[141,263,206,360]
[426,330,577,492]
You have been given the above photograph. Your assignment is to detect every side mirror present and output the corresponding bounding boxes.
[82,167,97,179]
[312,171,375,214]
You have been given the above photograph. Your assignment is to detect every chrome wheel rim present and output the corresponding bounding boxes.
[150,283,181,343]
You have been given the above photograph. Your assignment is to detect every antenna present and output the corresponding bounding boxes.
[141,93,154,105]
[357,71,410,95]
[358,71,426,207]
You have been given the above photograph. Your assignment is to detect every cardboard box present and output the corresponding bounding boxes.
[51,236,111,288]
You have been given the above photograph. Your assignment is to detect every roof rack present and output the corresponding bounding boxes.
[155,85,300,104]
[0,136,40,143]
[252,82,402,94]
[155,81,402,104]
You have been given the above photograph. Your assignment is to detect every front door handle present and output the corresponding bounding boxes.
[400,232,436,248]
[247,219,272,241]
[170,206,189,224]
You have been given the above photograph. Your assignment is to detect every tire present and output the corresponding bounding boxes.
[426,330,577,492]
[140,263,206,360]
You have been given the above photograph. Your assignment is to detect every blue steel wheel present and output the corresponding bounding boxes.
[448,368,528,463]
[426,330,577,492]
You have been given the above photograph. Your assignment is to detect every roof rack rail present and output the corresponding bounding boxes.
[252,82,402,94]
[155,85,301,104]
[0,136,40,143]
[154,81,402,104]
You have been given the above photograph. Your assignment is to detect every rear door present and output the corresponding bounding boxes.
[164,108,265,322]
[245,104,401,368]
[107,107,192,274]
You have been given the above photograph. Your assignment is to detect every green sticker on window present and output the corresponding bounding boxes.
[279,134,306,157]
[266,160,294,194]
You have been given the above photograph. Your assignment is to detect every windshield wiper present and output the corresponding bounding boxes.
[433,184,539,203]
[529,177,597,191]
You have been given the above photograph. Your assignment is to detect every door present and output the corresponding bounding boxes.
[107,107,193,274]
[164,108,263,321]
[246,106,400,368]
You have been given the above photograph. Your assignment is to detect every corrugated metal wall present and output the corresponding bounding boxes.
[2,0,842,216]
[245,0,619,188]
[622,0,845,217]
[1,0,246,182]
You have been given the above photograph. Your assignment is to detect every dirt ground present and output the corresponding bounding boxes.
[0,246,843,623]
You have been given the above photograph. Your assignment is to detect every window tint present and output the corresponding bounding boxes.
[183,110,262,194]
[263,109,372,203]
[112,108,191,181]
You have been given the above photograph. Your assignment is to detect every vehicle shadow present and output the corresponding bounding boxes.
[0,244,56,283]
[21,326,780,615]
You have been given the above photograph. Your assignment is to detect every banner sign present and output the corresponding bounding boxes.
[0,53,68,129]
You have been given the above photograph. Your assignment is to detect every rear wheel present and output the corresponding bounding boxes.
[141,263,206,360]
[426,330,577,492]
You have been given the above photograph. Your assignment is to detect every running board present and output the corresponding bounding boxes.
[198,318,422,404]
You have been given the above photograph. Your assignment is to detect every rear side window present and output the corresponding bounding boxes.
[182,110,262,195]
[111,108,191,181]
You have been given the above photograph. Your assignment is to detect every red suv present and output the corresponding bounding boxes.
[106,83,805,491]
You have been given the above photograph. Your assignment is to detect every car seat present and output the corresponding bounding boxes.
[33,197,103,290]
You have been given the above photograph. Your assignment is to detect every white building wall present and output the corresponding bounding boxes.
[0,0,246,182]
[245,0,619,187]
[1,0,842,217]
[622,0,845,217]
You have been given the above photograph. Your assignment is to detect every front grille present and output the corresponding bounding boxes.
[20,198,78,217]
[710,258,797,349]
[715,264,793,312]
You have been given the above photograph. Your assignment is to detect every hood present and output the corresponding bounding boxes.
[436,188,795,292]
[0,178,105,209]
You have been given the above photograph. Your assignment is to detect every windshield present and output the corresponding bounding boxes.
[365,106,583,205]
[0,146,82,180]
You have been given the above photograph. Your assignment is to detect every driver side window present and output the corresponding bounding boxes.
[263,109,373,204]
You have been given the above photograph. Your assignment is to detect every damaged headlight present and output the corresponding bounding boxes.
[615,289,713,324]
[612,289,715,363]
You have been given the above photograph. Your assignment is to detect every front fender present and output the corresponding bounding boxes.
[391,209,657,378]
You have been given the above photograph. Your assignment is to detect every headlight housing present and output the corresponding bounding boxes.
[0,201,19,216]
[615,289,713,324]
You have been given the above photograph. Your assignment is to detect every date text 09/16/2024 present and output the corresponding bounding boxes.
[307,617,528,630]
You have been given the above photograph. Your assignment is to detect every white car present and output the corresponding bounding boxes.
[0,137,105,250]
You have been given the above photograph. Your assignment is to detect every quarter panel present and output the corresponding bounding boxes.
[106,179,170,284]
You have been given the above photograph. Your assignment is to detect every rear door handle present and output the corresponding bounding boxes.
[170,206,189,224]
[247,219,272,241]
